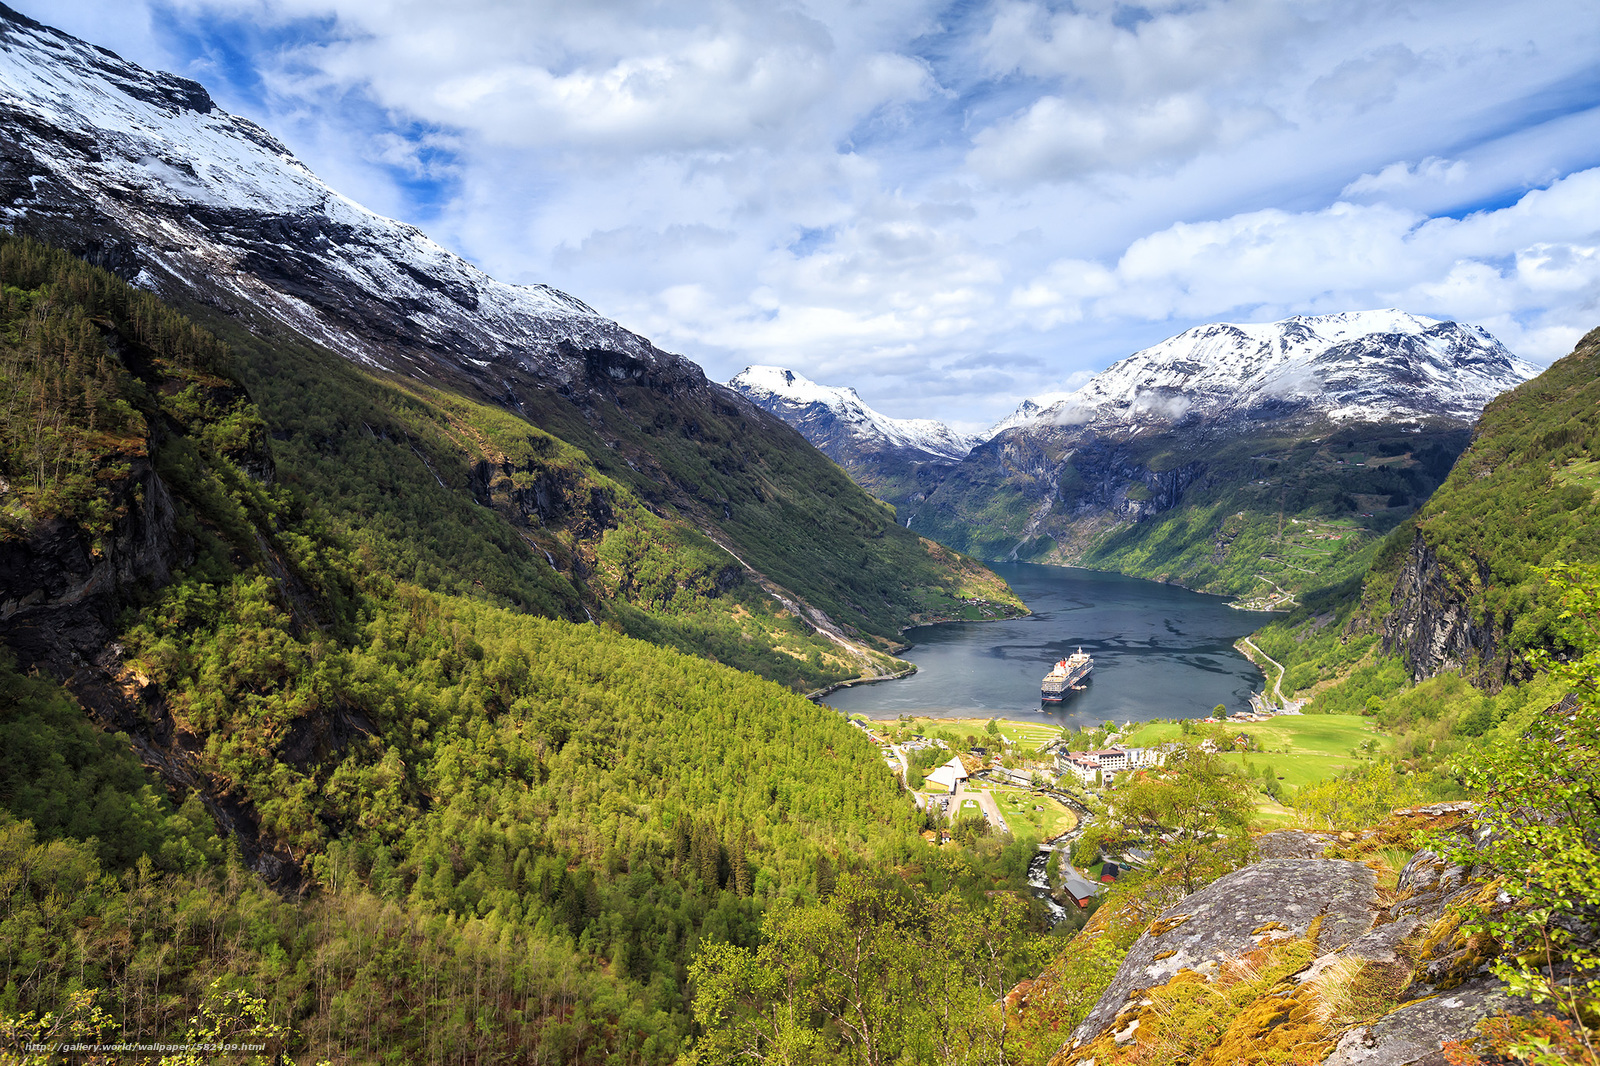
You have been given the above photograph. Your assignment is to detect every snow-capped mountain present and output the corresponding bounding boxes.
[0,1,665,386]
[729,366,975,462]
[998,310,1538,434]
[727,365,975,516]
[911,309,1539,576]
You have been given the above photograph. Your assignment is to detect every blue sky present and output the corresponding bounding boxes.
[38,0,1600,429]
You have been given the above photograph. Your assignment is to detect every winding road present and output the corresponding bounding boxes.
[1239,636,1286,705]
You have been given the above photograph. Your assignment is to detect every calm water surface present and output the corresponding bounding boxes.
[825,562,1274,728]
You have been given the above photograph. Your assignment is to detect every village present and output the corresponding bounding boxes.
[846,716,1174,913]
[847,698,1378,916]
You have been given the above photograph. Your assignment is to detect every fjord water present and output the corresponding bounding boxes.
[825,562,1274,727]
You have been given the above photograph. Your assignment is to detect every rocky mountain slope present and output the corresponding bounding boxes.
[0,1,1021,692]
[909,311,1536,604]
[1379,326,1600,688]
[728,364,975,514]
[0,0,652,385]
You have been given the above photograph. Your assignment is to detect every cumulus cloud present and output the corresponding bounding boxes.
[40,0,1600,425]
[1011,167,1600,363]
[969,92,1281,183]
[169,0,938,154]
[968,0,1302,181]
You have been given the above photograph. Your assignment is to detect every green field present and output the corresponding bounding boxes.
[875,715,1064,753]
[1123,714,1388,791]
[992,789,1078,838]
[1556,457,1600,491]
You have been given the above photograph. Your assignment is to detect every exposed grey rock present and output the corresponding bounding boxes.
[1394,802,1477,818]
[1341,916,1423,966]
[1393,850,1474,922]
[1070,859,1379,1047]
[1321,973,1532,1066]
[1383,530,1501,684]
[1256,830,1337,859]
[1398,849,1444,892]
[0,460,174,656]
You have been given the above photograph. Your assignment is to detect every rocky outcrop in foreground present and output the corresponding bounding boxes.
[1054,816,1533,1066]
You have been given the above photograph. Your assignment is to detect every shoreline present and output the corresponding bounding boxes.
[1010,558,1293,614]
[805,664,917,702]
[807,599,1028,702]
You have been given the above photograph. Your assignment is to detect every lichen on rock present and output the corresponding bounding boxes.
[1046,809,1544,1066]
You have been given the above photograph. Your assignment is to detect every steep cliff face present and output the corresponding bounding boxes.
[1060,439,1209,523]
[914,408,1471,605]
[0,422,313,891]
[1377,327,1600,686]
[1381,530,1501,684]
[0,459,175,670]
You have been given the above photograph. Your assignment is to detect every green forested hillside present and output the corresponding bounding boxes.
[183,295,1021,690]
[1077,420,1466,604]
[1401,326,1600,670]
[0,611,927,1060]
[1244,328,1600,748]
[200,311,889,691]
[913,418,1467,607]
[0,237,1041,1061]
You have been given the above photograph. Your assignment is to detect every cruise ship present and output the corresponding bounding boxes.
[1041,648,1093,702]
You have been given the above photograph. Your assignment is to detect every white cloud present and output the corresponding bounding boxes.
[1011,167,1600,363]
[975,0,1302,95]
[173,0,939,154]
[969,91,1284,183]
[1342,157,1469,199]
[966,0,1303,182]
[1307,43,1423,113]
[34,0,1600,424]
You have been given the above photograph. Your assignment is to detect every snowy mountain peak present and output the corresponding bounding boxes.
[998,309,1538,433]
[0,2,660,379]
[730,366,976,462]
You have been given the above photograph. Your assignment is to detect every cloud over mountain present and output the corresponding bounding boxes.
[30,0,1600,427]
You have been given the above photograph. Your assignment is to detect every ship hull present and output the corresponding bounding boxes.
[1041,663,1092,701]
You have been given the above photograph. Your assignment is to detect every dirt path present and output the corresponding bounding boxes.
[889,744,911,786]
[1254,573,1298,609]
